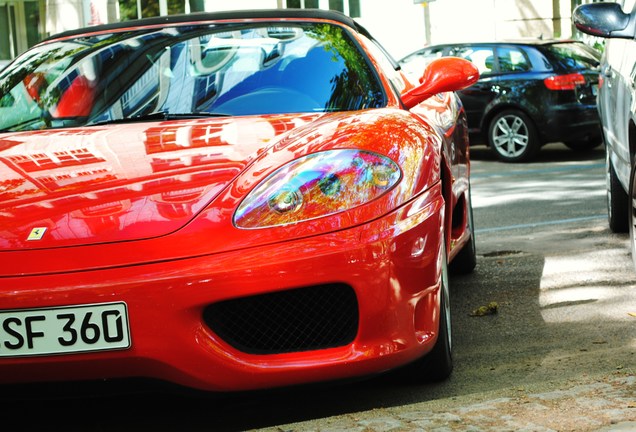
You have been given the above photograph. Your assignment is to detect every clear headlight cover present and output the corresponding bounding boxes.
[234,149,401,229]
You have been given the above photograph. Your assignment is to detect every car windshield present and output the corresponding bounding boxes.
[0,21,386,132]
[543,42,601,71]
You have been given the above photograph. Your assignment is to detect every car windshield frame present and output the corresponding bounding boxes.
[0,20,387,132]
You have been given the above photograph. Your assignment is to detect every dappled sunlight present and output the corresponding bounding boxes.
[473,177,605,209]
[539,247,636,323]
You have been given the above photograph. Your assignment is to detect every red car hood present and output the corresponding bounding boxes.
[0,115,316,251]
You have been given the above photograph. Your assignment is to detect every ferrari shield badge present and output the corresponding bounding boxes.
[27,227,47,241]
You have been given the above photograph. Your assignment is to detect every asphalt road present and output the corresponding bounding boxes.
[5,143,636,432]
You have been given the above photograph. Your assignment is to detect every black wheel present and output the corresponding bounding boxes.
[607,151,629,233]
[628,162,636,270]
[488,109,539,162]
[449,185,476,274]
[400,247,453,382]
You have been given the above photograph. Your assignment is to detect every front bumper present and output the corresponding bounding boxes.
[0,189,446,392]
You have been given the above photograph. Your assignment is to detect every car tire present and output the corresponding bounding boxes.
[488,109,539,162]
[399,247,453,383]
[607,151,629,233]
[449,185,477,274]
[628,162,636,270]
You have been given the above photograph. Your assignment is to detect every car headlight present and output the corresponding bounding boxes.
[234,149,401,229]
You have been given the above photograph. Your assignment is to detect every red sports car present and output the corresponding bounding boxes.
[0,9,478,391]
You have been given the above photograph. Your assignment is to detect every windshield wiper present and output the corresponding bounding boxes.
[88,111,231,126]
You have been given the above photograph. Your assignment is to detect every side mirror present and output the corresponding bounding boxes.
[401,57,479,110]
[573,3,634,38]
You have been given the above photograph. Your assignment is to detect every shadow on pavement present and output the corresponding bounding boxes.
[470,141,604,164]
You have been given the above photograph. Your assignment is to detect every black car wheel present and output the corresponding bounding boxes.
[449,185,477,274]
[421,248,453,381]
[628,162,636,270]
[488,109,539,162]
[400,246,453,383]
[607,151,629,233]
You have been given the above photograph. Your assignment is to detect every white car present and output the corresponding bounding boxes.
[574,1,636,269]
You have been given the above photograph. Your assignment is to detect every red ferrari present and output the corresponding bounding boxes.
[0,9,478,391]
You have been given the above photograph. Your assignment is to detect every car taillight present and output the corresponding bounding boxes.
[543,73,586,90]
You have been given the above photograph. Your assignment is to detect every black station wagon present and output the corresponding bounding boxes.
[399,40,602,162]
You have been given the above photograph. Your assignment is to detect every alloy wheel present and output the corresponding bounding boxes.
[491,114,530,159]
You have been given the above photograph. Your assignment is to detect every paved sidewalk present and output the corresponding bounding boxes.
[257,373,636,431]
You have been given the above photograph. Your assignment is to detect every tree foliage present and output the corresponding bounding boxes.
[118,0,186,21]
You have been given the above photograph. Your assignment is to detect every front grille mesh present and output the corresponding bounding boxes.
[203,284,358,354]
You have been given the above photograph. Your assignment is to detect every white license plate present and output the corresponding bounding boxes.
[592,84,598,96]
[0,302,130,357]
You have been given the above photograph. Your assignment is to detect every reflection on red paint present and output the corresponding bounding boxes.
[0,114,317,250]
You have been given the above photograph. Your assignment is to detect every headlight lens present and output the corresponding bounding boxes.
[234,149,401,229]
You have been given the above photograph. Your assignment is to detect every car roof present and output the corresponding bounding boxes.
[44,9,362,42]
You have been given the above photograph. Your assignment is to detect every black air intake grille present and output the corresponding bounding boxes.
[203,284,358,354]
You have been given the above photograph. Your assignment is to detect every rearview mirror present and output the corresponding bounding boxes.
[573,3,635,38]
[401,57,479,110]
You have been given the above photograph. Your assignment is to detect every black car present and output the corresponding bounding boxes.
[399,40,602,162]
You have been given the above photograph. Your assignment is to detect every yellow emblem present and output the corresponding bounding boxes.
[27,227,47,241]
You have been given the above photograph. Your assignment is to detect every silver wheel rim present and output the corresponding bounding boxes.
[492,114,529,158]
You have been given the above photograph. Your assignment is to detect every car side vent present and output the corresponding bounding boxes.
[203,284,359,355]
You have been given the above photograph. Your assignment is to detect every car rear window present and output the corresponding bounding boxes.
[542,42,600,71]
